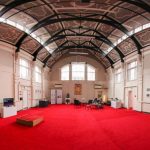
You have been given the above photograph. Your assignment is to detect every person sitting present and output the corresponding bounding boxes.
[93,98,98,104]
[94,97,104,109]
[96,102,104,109]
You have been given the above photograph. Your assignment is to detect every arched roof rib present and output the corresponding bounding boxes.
[15,14,142,54]
[0,0,149,68]
[32,27,124,62]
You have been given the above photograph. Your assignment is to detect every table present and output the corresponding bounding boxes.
[111,101,122,108]
[2,106,17,118]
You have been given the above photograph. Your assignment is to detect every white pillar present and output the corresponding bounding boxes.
[14,52,21,110]
[121,62,125,106]
[31,61,36,107]
[137,54,143,111]
[111,67,115,99]
[85,63,87,81]
[69,63,72,80]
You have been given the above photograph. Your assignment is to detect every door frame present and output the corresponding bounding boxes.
[128,90,133,109]
[124,86,137,109]
[22,90,28,109]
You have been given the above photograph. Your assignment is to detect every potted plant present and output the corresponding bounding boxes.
[66,93,70,98]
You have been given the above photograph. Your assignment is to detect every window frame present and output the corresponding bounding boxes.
[19,58,29,80]
[35,66,42,83]
[61,64,70,81]
[87,64,96,81]
[60,62,96,81]
[115,67,122,83]
[127,60,137,81]
[72,62,85,81]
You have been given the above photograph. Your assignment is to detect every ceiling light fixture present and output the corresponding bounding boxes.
[69,52,89,55]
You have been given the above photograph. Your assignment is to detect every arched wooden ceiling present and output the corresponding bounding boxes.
[0,0,149,68]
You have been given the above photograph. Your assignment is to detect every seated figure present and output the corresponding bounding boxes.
[93,97,104,109]
[93,98,98,104]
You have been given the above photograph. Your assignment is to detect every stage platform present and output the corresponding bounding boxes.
[16,114,44,127]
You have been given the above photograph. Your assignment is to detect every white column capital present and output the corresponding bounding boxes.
[137,54,142,62]
[121,62,125,69]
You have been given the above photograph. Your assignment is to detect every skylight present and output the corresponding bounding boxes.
[0,17,149,56]
[106,23,150,54]
[0,17,56,54]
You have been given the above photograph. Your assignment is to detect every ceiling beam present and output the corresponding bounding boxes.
[40,33,125,61]
[43,45,114,67]
[1,0,149,18]
[49,49,107,69]
[15,14,142,56]
[89,41,105,56]
[32,27,125,61]
[0,0,145,55]
[0,0,36,17]
[122,0,150,12]
[29,16,128,34]
[0,0,146,68]
[32,29,66,61]
[43,41,68,66]
[14,15,129,51]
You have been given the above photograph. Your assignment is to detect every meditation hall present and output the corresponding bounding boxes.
[0,0,150,150]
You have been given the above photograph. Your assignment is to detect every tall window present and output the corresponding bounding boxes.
[72,62,85,80]
[20,59,29,79]
[61,65,69,80]
[60,62,96,81]
[115,68,122,83]
[35,66,41,83]
[87,65,95,81]
[127,61,137,81]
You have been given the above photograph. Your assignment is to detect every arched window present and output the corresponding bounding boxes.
[72,62,85,80]
[60,63,95,81]
[87,65,95,81]
[61,65,69,80]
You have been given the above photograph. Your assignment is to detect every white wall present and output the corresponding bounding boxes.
[15,52,51,109]
[107,46,150,113]
[0,45,14,99]
[1,41,150,113]
[0,43,15,112]
[142,48,150,112]
[50,55,108,103]
[0,42,51,112]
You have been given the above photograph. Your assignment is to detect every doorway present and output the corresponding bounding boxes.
[22,90,28,109]
[125,87,137,109]
[128,91,133,109]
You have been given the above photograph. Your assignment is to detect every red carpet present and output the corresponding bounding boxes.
[0,105,150,150]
